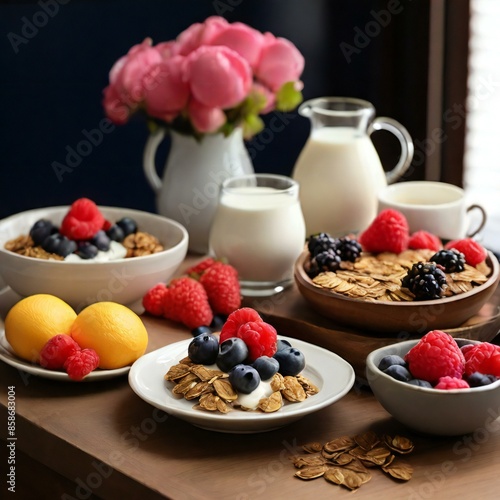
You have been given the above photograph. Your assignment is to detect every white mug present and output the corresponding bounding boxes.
[377,181,487,241]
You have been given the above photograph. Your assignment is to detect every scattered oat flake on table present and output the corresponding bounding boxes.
[292,432,414,490]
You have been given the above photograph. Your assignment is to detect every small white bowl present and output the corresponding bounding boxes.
[366,338,500,435]
[0,206,188,311]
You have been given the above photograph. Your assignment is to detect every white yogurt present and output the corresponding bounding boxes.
[64,241,128,262]
[237,379,274,410]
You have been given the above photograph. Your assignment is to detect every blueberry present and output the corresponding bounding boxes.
[229,364,261,394]
[116,217,137,237]
[467,372,499,387]
[29,219,57,246]
[191,325,212,337]
[407,379,433,388]
[378,355,407,372]
[252,356,279,381]
[216,337,248,372]
[276,339,292,352]
[384,364,412,382]
[42,233,77,257]
[274,346,306,376]
[76,241,99,260]
[91,230,111,251]
[188,333,219,365]
[210,314,227,332]
[106,224,125,242]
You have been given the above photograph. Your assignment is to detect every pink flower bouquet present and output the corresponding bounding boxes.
[102,16,304,138]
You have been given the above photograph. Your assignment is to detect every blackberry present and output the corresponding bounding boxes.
[335,236,362,262]
[430,249,466,273]
[307,232,337,256]
[401,262,447,300]
[307,250,341,278]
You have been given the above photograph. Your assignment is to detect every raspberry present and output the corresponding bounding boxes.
[408,231,442,251]
[60,198,105,240]
[219,307,263,342]
[162,277,213,329]
[199,261,241,315]
[64,348,100,381]
[234,321,278,362]
[444,238,487,266]
[404,330,465,384]
[102,219,113,231]
[463,342,500,377]
[358,209,409,254]
[435,376,470,390]
[186,257,217,277]
[142,283,168,316]
[39,334,81,370]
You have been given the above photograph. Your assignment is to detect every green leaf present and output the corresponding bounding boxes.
[275,82,303,111]
[242,113,264,139]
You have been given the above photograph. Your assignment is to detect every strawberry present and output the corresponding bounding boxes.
[199,261,241,315]
[445,238,487,266]
[358,209,409,254]
[162,277,213,329]
[408,231,442,251]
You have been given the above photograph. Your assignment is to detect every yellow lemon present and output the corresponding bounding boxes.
[70,302,148,369]
[5,294,77,363]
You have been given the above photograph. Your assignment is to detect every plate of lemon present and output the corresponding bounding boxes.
[0,295,147,382]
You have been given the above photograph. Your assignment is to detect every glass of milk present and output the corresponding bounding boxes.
[209,174,306,296]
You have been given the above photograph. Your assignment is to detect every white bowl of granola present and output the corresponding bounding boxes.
[0,206,188,311]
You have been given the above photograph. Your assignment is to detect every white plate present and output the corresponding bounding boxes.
[0,327,130,382]
[128,335,355,433]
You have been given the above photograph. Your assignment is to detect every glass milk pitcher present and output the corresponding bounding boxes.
[292,97,414,236]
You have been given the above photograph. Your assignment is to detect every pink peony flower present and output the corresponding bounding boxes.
[102,85,130,125]
[185,46,252,109]
[175,16,229,56]
[144,56,190,122]
[187,99,226,133]
[102,18,304,137]
[103,38,163,124]
[208,22,264,69]
[255,33,305,91]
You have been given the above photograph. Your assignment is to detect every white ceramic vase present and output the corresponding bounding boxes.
[143,128,254,254]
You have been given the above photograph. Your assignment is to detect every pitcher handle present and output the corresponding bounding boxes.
[143,127,166,193]
[368,117,414,184]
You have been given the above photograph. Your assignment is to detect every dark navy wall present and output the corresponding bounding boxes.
[0,0,428,219]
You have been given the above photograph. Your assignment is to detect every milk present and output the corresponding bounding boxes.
[209,186,305,286]
[292,127,388,236]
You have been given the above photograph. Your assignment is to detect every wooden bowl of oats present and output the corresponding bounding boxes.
[294,249,500,334]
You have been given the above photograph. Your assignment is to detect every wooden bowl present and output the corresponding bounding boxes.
[294,250,500,334]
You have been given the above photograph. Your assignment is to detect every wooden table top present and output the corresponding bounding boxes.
[1,260,500,499]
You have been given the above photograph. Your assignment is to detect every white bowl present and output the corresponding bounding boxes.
[366,338,500,436]
[0,206,188,311]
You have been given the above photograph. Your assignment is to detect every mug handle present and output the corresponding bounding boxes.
[142,127,166,193]
[368,117,414,185]
[466,204,487,238]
